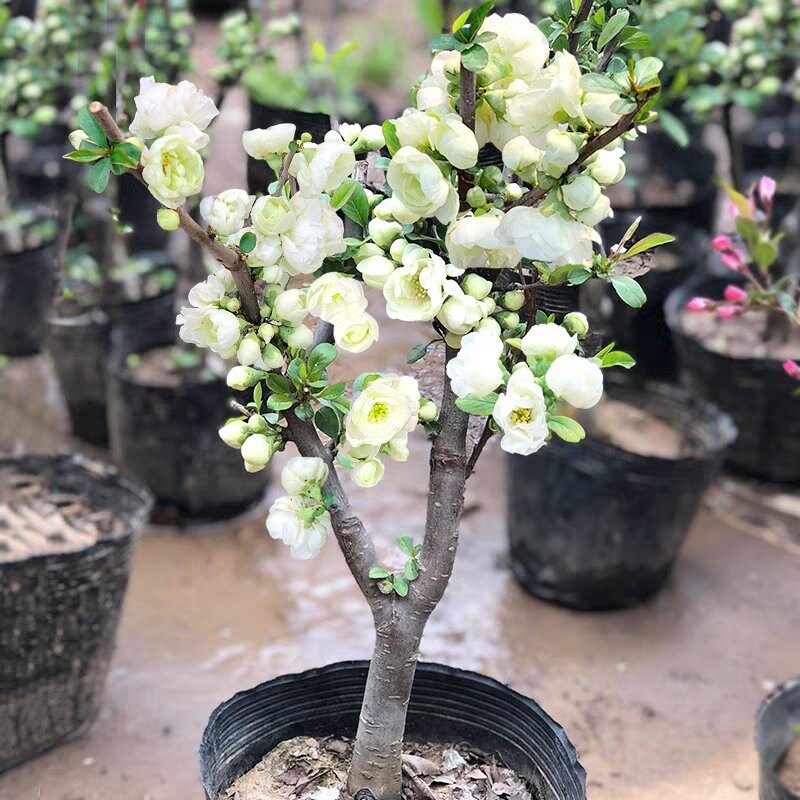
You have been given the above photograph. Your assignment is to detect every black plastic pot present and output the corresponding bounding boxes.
[117,177,169,254]
[507,379,736,610]
[597,213,708,381]
[199,661,586,800]
[8,143,76,202]
[0,453,152,773]
[0,238,59,357]
[757,677,800,800]
[665,277,800,483]
[739,112,800,174]
[535,284,581,322]
[247,101,331,196]
[48,286,177,447]
[107,346,268,522]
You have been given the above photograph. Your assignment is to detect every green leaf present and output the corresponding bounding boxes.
[393,575,409,597]
[610,275,647,308]
[308,342,338,373]
[407,342,429,364]
[64,148,106,163]
[110,141,141,169]
[369,566,391,580]
[451,9,470,32]
[620,28,650,50]
[455,392,498,416]
[623,232,676,258]
[658,108,690,147]
[548,415,586,443]
[354,372,381,394]
[404,559,420,581]
[342,181,371,230]
[78,105,108,147]
[315,406,341,440]
[568,268,592,285]
[600,350,635,369]
[382,120,401,157]
[597,9,629,50]
[330,178,359,210]
[239,231,257,253]
[320,382,347,400]
[266,373,291,394]
[253,382,263,412]
[396,535,416,557]
[461,43,488,72]
[633,57,663,91]
[87,159,111,193]
[416,0,444,35]
[267,393,295,411]
[431,32,458,52]
[580,73,621,93]
[294,402,314,421]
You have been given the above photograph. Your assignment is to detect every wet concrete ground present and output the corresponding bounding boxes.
[2,9,800,800]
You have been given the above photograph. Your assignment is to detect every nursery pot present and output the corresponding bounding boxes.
[0,237,59,357]
[0,453,152,772]
[757,677,800,800]
[739,111,800,174]
[665,277,800,483]
[199,661,587,800]
[48,283,177,447]
[117,176,169,253]
[247,100,331,196]
[107,345,268,521]
[507,379,736,610]
[8,143,76,202]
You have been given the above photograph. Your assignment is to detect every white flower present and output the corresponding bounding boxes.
[357,255,396,290]
[163,120,210,150]
[386,147,458,224]
[306,272,367,324]
[345,375,420,448]
[241,228,282,269]
[431,113,479,169]
[498,207,596,265]
[251,195,293,235]
[129,76,219,139]
[334,313,379,353]
[582,90,622,128]
[394,109,437,149]
[382,436,410,462]
[200,189,255,236]
[282,324,314,349]
[358,124,385,151]
[561,175,601,212]
[176,306,240,358]
[445,210,520,271]
[546,354,603,408]
[338,122,361,145]
[293,138,355,197]
[240,433,276,469]
[279,195,346,275]
[267,496,331,560]
[242,123,296,159]
[383,247,451,322]
[436,285,486,335]
[272,288,308,326]
[481,13,549,84]
[187,267,236,307]
[520,323,576,360]
[501,136,542,181]
[575,194,612,226]
[446,328,504,398]
[492,366,549,455]
[281,456,329,495]
[350,458,384,488]
[587,147,626,185]
[141,132,205,208]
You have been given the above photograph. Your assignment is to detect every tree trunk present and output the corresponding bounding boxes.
[347,611,426,800]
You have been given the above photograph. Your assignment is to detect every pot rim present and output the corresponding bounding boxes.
[755,675,800,788]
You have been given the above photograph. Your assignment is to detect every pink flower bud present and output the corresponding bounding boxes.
[717,305,743,319]
[783,360,800,380]
[720,250,746,272]
[723,285,748,304]
[712,235,733,252]
[758,176,777,208]
[687,297,714,312]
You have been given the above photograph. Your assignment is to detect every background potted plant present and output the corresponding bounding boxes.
[70,0,673,795]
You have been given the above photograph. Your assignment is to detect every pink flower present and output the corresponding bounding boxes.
[723,285,748,304]
[712,235,734,252]
[758,176,777,209]
[687,297,715,312]
[783,360,800,380]
[720,250,747,272]
[717,305,743,319]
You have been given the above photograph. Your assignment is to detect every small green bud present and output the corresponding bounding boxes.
[225,297,241,313]
[227,366,266,391]
[156,208,180,231]
[248,414,269,433]
[496,311,520,330]
[418,400,438,422]
[466,186,487,209]
[503,290,526,311]
[479,166,503,190]
[563,311,589,337]
[258,322,275,343]
[260,304,272,319]
[260,343,284,370]
[300,132,313,143]
[461,273,492,300]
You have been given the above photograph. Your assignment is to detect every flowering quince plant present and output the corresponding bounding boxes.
[66,3,675,797]
[686,176,800,388]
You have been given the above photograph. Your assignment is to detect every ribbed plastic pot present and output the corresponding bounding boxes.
[507,379,736,610]
[757,677,800,800]
[199,661,587,800]
[247,101,331,196]
[107,347,268,521]
[48,287,177,448]
[0,453,152,773]
[598,213,708,381]
[0,238,58,356]
[665,277,800,483]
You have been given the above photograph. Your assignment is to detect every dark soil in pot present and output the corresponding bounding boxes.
[0,453,152,773]
[507,378,736,610]
[665,277,800,483]
[595,214,708,381]
[606,126,717,232]
[48,255,178,447]
[199,661,587,800]
[107,343,268,522]
[0,212,59,357]
[756,676,800,800]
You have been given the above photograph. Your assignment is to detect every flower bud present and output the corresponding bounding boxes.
[476,316,502,336]
[358,124,385,152]
[227,366,267,391]
[712,235,733,252]
[479,165,503,190]
[357,255,396,290]
[444,331,463,349]
[723,285,747,304]
[389,238,409,262]
[272,289,307,326]
[575,194,612,227]
[237,334,263,366]
[466,186,487,209]
[461,273,492,300]
[479,297,496,316]
[248,414,270,433]
[225,297,241,313]
[502,290,525,311]
[258,323,276,343]
[496,311,520,330]
[354,242,385,263]
[504,182,523,201]
[218,420,250,449]
[368,218,403,249]
[241,434,275,469]
[157,208,180,231]
[687,297,714,312]
[69,129,90,149]
[540,130,581,179]
[338,122,362,145]
[418,400,438,422]
[563,311,589,337]
[281,324,314,349]
[562,175,601,212]
[32,106,56,126]
[260,343,284,370]
[350,458,385,488]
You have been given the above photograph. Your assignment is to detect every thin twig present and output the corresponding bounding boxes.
[596,32,621,73]
[458,64,477,208]
[273,149,293,197]
[568,0,594,54]
[466,420,494,479]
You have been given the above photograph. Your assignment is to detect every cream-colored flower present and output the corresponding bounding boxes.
[545,354,603,408]
[350,457,384,488]
[345,375,420,448]
[186,267,236,307]
[357,255,396,290]
[436,285,486,335]
[251,195,293,236]
[445,210,520,271]
[281,456,329,495]
[481,13,549,84]
[519,323,576,360]
[334,313,379,353]
[431,113,479,170]
[141,132,205,208]
[498,207,596,265]
[383,246,451,321]
[306,272,368,324]
[242,123,296,159]
[176,306,240,358]
[279,195,346,275]
[129,76,219,139]
[200,189,255,236]
[293,137,355,197]
[446,328,505,398]
[492,366,549,455]
[267,496,331,560]
[386,146,458,224]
